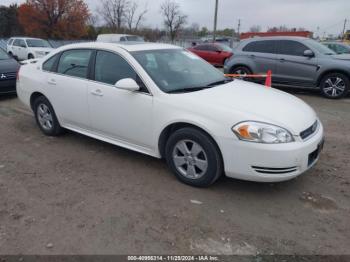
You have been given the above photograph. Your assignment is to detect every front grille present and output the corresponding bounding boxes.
[252,166,298,174]
[0,72,16,80]
[300,121,318,140]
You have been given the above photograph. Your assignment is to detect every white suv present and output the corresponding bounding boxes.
[7,37,53,60]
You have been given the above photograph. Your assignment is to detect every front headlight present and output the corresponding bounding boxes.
[232,121,294,143]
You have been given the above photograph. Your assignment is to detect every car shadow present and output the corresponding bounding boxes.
[0,93,17,101]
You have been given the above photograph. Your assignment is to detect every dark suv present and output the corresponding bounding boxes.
[224,36,350,99]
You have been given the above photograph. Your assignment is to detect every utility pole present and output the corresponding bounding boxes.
[237,19,241,39]
[342,19,347,39]
[213,0,218,42]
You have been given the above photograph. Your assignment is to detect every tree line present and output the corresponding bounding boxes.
[0,0,238,42]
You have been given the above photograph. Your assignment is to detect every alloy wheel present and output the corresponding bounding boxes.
[37,103,53,131]
[323,77,346,97]
[172,139,208,179]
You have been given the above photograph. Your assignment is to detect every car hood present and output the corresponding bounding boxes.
[0,58,19,72]
[176,80,317,135]
[330,54,350,60]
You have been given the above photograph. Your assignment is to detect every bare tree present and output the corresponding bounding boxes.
[249,25,261,33]
[99,0,129,32]
[160,0,187,42]
[125,1,147,31]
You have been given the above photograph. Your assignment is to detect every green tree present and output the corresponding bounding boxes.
[0,4,23,38]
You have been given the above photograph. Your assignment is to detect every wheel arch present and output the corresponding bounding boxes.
[30,92,46,111]
[316,69,350,87]
[229,64,253,74]
[157,122,223,162]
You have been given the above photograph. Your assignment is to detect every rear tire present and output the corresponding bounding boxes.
[28,53,34,59]
[230,66,252,81]
[320,73,349,99]
[165,127,223,187]
[33,96,63,136]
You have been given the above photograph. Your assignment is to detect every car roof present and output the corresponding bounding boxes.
[322,41,347,45]
[57,42,181,52]
[242,36,311,42]
[10,37,44,40]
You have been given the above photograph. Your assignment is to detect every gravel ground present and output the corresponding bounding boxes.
[0,91,349,255]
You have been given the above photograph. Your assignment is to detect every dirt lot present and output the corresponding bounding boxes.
[0,91,349,255]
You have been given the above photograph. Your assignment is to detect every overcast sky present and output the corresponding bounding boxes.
[2,0,349,36]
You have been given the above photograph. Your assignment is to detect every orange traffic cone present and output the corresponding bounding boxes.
[265,70,272,88]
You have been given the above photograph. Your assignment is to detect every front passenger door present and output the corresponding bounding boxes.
[275,40,318,86]
[88,50,153,150]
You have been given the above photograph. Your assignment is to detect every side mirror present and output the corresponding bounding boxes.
[303,50,314,58]
[115,78,140,92]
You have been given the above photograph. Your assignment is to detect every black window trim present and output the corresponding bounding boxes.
[41,47,152,95]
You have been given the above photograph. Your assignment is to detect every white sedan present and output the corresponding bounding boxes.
[17,42,324,187]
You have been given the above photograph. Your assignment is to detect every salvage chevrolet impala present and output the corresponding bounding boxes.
[16,42,324,187]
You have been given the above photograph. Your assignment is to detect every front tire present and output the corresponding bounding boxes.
[320,73,349,99]
[33,96,63,136]
[165,127,223,187]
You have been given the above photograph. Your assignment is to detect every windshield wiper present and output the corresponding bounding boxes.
[206,78,233,87]
[167,86,211,94]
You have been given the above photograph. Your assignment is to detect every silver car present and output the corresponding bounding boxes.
[224,36,350,99]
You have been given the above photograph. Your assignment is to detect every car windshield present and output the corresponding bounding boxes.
[126,36,144,42]
[0,48,10,60]
[26,39,52,48]
[306,39,336,55]
[132,49,227,93]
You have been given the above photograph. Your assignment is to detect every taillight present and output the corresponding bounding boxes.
[16,66,21,81]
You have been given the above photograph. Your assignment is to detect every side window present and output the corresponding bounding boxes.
[120,37,126,42]
[13,39,20,46]
[242,40,275,54]
[42,54,60,72]
[207,45,219,51]
[277,40,308,56]
[57,49,92,78]
[94,50,147,92]
[194,45,208,51]
[18,40,26,47]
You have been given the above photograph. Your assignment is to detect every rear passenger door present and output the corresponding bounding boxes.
[44,49,93,130]
[193,45,211,63]
[275,40,318,87]
[242,40,277,75]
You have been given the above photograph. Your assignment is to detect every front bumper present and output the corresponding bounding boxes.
[220,123,324,182]
[0,79,16,94]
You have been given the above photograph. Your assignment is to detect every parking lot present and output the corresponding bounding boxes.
[0,91,349,255]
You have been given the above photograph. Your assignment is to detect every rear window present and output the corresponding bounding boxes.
[242,40,276,54]
[57,49,92,79]
[43,53,60,72]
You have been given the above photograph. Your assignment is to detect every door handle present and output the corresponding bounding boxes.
[47,79,56,85]
[250,54,255,58]
[91,89,103,97]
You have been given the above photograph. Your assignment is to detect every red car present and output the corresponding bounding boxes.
[187,43,233,66]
